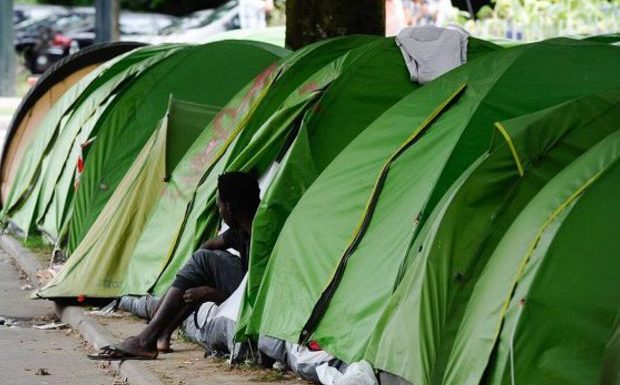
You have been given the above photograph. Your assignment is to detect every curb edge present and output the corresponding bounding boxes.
[0,234,164,385]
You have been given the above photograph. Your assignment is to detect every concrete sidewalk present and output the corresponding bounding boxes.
[0,234,309,385]
[0,240,120,385]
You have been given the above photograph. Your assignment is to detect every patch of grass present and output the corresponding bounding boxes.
[22,234,54,255]
[250,370,288,382]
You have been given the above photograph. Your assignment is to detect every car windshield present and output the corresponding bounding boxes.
[120,14,180,36]
[54,13,94,32]
[14,14,62,33]
[160,0,238,34]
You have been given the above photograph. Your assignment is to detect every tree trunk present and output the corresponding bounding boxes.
[286,0,385,50]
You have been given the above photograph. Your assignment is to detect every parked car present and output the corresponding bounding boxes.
[15,7,179,74]
[148,0,240,44]
[15,8,92,73]
[13,4,67,26]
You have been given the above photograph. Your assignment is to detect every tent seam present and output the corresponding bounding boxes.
[494,122,525,177]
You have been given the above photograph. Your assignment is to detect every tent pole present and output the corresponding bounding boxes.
[0,0,15,96]
[466,0,475,18]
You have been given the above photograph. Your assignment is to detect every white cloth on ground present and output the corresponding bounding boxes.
[317,360,378,385]
[396,25,469,84]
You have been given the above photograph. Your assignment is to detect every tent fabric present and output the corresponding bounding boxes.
[66,41,289,253]
[2,44,179,237]
[0,65,96,204]
[131,36,381,297]
[38,114,168,297]
[236,37,499,340]
[444,131,620,385]
[600,315,620,385]
[245,38,620,369]
[37,98,218,297]
[0,42,145,205]
[153,36,498,300]
[365,87,620,385]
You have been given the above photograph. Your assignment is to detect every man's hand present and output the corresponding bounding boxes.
[183,286,227,305]
[183,286,214,303]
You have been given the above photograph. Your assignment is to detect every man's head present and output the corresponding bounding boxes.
[217,172,260,228]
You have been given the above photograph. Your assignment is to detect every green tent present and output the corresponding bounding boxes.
[367,87,620,385]
[65,41,289,253]
[235,36,500,338]
[38,98,219,297]
[36,35,379,298]
[121,35,382,297]
[2,41,287,247]
[245,38,620,369]
[1,44,173,235]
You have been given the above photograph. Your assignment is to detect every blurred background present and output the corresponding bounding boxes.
[4,0,620,96]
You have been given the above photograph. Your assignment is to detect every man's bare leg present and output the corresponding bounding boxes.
[156,286,227,351]
[156,304,197,352]
[149,290,167,320]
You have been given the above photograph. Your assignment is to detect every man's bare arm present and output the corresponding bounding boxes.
[201,234,226,250]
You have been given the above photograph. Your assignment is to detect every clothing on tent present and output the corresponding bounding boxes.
[396,25,468,84]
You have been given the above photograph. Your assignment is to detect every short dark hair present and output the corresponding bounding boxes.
[217,171,260,218]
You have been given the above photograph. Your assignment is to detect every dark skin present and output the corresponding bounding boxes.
[183,196,253,306]
[110,195,253,357]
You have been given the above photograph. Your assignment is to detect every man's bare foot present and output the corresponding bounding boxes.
[114,336,158,358]
[182,286,216,303]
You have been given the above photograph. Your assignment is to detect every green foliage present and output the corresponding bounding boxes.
[22,234,54,254]
[454,0,620,40]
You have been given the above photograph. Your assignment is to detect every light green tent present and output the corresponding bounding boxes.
[244,38,620,371]
[38,98,218,297]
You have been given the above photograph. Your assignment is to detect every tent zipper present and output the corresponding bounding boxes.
[299,83,468,344]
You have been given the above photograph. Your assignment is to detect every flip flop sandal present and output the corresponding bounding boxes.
[87,345,158,361]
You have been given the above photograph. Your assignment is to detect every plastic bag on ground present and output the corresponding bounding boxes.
[317,360,378,385]
[259,335,343,382]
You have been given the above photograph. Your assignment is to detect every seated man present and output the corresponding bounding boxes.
[89,171,260,360]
